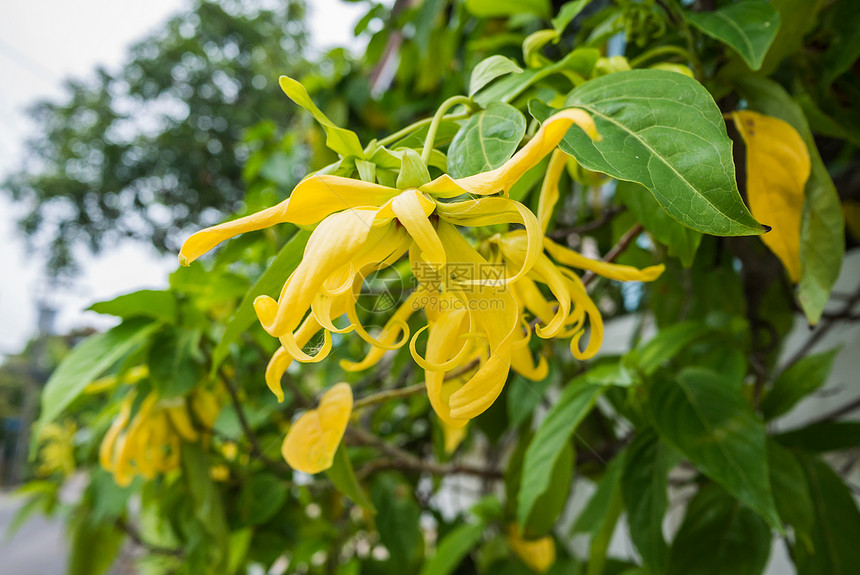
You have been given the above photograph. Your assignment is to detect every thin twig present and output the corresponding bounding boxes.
[353,383,426,410]
[581,223,645,288]
[548,206,627,240]
[781,286,860,372]
[116,518,183,557]
[220,372,293,476]
[347,427,503,480]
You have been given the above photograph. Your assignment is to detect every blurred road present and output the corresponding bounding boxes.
[0,489,66,575]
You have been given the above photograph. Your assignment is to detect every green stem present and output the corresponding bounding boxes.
[422,95,473,165]
[629,44,695,68]
[663,0,703,80]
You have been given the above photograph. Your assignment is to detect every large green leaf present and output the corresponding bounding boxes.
[760,348,839,419]
[88,289,177,324]
[793,453,860,574]
[759,0,824,74]
[775,421,860,453]
[447,102,526,179]
[211,230,311,374]
[621,432,669,573]
[517,381,605,528]
[667,484,771,575]
[628,320,712,376]
[523,443,574,538]
[533,70,765,236]
[767,441,813,548]
[148,326,204,398]
[649,368,780,529]
[39,318,159,427]
[616,181,701,267]
[238,473,288,527]
[734,75,844,324]
[686,1,780,71]
[420,521,485,575]
[326,444,376,512]
[372,474,424,565]
[571,453,624,575]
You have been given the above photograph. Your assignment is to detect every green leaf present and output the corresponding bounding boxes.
[39,318,159,427]
[767,441,814,548]
[523,443,574,538]
[571,454,624,575]
[686,1,780,71]
[238,473,288,526]
[211,230,310,374]
[469,56,523,97]
[552,0,591,33]
[420,521,485,575]
[448,102,526,179]
[621,432,669,573]
[649,368,781,529]
[464,0,550,19]
[533,70,766,236]
[148,326,204,398]
[326,444,376,512]
[793,453,860,574]
[68,509,125,575]
[631,320,712,376]
[88,289,177,324]
[372,474,423,565]
[774,421,860,453]
[734,75,844,325]
[278,76,363,157]
[759,0,823,75]
[667,484,771,575]
[507,372,555,427]
[616,181,702,267]
[760,348,840,419]
[518,381,605,528]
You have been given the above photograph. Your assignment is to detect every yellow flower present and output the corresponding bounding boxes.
[282,382,353,474]
[100,389,220,486]
[507,524,556,573]
[179,109,600,411]
[37,421,77,477]
[488,150,665,362]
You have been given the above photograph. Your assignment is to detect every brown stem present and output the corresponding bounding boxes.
[581,223,645,288]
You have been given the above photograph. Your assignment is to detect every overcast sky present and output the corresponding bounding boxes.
[0,0,367,355]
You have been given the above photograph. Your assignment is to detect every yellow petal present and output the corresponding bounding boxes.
[286,175,400,225]
[424,307,473,427]
[390,189,445,269]
[166,406,199,442]
[507,524,556,573]
[436,197,542,286]
[340,290,420,372]
[282,382,353,474]
[731,110,809,282]
[511,342,549,381]
[421,108,598,198]
[100,395,133,472]
[254,209,380,336]
[543,237,665,282]
[179,199,290,265]
[563,270,604,360]
[537,148,568,234]
[441,418,468,454]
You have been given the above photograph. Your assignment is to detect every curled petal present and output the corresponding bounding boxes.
[421,108,598,198]
[390,189,445,269]
[436,197,541,286]
[543,236,665,282]
[562,270,604,360]
[511,343,549,381]
[282,383,353,474]
[279,329,333,364]
[537,148,568,234]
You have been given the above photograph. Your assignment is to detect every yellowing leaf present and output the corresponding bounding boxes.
[506,524,556,573]
[282,383,353,474]
[731,110,810,282]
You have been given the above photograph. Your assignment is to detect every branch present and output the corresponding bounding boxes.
[548,206,627,240]
[581,223,645,288]
[116,518,182,557]
[220,372,293,477]
[347,427,503,480]
[353,383,426,410]
[781,285,860,372]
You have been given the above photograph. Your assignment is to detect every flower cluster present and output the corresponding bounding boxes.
[180,87,664,474]
[100,389,220,486]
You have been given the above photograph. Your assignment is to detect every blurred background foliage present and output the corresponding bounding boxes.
[1,1,860,575]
